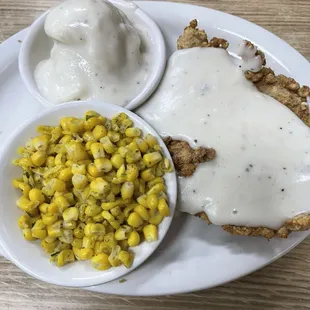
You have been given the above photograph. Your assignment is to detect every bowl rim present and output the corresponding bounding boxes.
[0,100,177,287]
[18,0,166,111]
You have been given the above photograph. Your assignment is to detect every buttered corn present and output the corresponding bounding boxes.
[12,110,172,271]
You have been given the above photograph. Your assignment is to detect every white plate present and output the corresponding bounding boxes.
[0,0,309,296]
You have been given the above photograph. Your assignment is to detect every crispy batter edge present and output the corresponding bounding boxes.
[179,20,310,238]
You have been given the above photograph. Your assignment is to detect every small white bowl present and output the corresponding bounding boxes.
[0,100,177,287]
[19,0,166,110]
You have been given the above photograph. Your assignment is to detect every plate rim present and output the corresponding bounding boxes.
[0,0,309,296]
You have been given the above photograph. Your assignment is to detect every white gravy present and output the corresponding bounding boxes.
[35,0,152,106]
[137,47,310,229]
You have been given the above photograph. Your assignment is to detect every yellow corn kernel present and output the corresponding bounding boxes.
[82,236,97,249]
[147,177,164,189]
[127,230,140,247]
[108,245,121,267]
[101,232,117,251]
[18,214,32,229]
[47,220,62,238]
[123,203,135,217]
[47,203,58,214]
[134,205,149,221]
[92,213,104,223]
[87,163,103,177]
[110,206,121,217]
[62,207,79,222]
[54,153,66,166]
[12,178,23,188]
[100,136,117,154]
[46,156,55,167]
[126,150,142,164]
[84,223,106,237]
[65,159,73,167]
[60,117,74,131]
[110,220,120,230]
[137,160,146,172]
[135,138,149,153]
[143,224,158,242]
[146,193,158,210]
[18,182,31,197]
[84,117,101,131]
[71,238,83,249]
[31,151,47,167]
[127,212,143,228]
[85,110,100,119]
[102,211,115,222]
[141,168,155,182]
[63,220,77,230]
[155,164,165,177]
[159,158,173,173]
[43,236,56,244]
[16,197,39,212]
[85,141,94,151]
[118,239,128,251]
[115,225,132,241]
[121,182,134,200]
[94,158,112,173]
[72,174,88,190]
[136,194,147,207]
[59,229,73,244]
[149,212,163,225]
[32,135,49,151]
[144,134,157,147]
[147,183,166,196]
[72,164,86,175]
[73,222,85,239]
[29,188,45,204]
[51,178,67,193]
[31,227,47,240]
[42,213,58,226]
[108,131,121,143]
[63,193,75,206]
[92,125,107,140]
[111,183,121,195]
[22,228,36,241]
[38,203,48,214]
[66,141,89,162]
[85,204,101,217]
[15,157,33,168]
[90,142,105,159]
[55,249,75,267]
[68,118,84,134]
[118,250,134,268]
[54,196,70,213]
[90,177,110,194]
[125,127,141,138]
[82,131,95,142]
[91,253,111,270]
[109,154,123,170]
[59,134,71,144]
[158,198,170,217]
[126,164,139,182]
[41,239,58,254]
[143,152,162,168]
[59,167,73,182]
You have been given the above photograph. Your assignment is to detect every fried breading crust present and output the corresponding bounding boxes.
[177,20,310,238]
[177,19,229,50]
[164,137,216,177]
[196,211,310,239]
[245,68,310,126]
